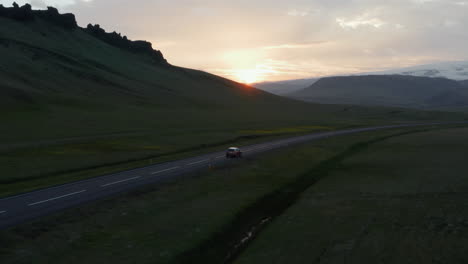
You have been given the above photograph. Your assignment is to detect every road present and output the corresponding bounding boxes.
[0,122,464,229]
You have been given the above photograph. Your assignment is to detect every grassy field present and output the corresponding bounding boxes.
[2,15,464,197]
[1,126,437,264]
[235,126,468,264]
[0,125,334,197]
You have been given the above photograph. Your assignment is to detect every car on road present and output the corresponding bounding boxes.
[226,147,242,158]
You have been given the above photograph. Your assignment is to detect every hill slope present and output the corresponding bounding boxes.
[290,75,468,109]
[0,5,315,143]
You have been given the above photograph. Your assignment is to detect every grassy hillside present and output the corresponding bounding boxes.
[0,5,465,195]
[290,75,468,109]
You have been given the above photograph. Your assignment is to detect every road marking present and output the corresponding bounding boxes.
[0,211,6,214]
[101,176,141,187]
[28,190,87,206]
[151,166,179,175]
[215,156,224,159]
[188,159,209,165]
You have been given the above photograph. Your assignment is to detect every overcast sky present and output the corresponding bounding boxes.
[3,0,468,82]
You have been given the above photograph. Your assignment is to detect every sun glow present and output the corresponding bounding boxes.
[234,69,261,84]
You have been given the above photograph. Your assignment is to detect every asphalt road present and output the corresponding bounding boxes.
[0,122,464,229]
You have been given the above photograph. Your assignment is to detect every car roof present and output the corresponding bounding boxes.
[228,147,239,150]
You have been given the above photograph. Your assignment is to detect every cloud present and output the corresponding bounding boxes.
[262,42,330,50]
[454,1,468,6]
[0,0,91,8]
[154,41,178,48]
[411,0,438,4]
[336,15,386,29]
[29,0,47,8]
[444,19,459,27]
[3,0,468,81]
[287,9,309,17]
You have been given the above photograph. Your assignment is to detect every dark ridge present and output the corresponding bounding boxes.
[0,2,77,29]
[0,2,168,65]
[84,24,168,65]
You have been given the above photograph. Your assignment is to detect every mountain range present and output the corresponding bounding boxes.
[289,75,468,110]
[371,61,468,81]
[255,61,468,99]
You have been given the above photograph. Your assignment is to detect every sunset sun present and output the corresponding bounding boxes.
[235,69,260,84]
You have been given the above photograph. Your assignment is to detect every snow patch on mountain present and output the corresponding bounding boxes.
[366,61,468,80]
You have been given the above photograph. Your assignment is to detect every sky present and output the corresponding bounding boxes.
[3,0,468,83]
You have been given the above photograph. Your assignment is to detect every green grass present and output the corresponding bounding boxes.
[234,126,468,264]
[0,126,331,197]
[0,126,425,264]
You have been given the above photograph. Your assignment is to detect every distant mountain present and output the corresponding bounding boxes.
[289,75,468,110]
[253,78,318,95]
[460,80,468,87]
[366,61,468,81]
[256,61,468,96]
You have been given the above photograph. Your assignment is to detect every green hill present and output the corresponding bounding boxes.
[0,4,465,195]
[290,75,468,109]
[0,6,308,145]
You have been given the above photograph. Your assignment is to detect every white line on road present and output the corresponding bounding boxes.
[101,176,141,187]
[215,156,224,159]
[0,211,6,214]
[151,166,179,175]
[188,159,209,165]
[28,190,87,206]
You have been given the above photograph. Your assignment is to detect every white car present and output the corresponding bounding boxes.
[226,147,242,158]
